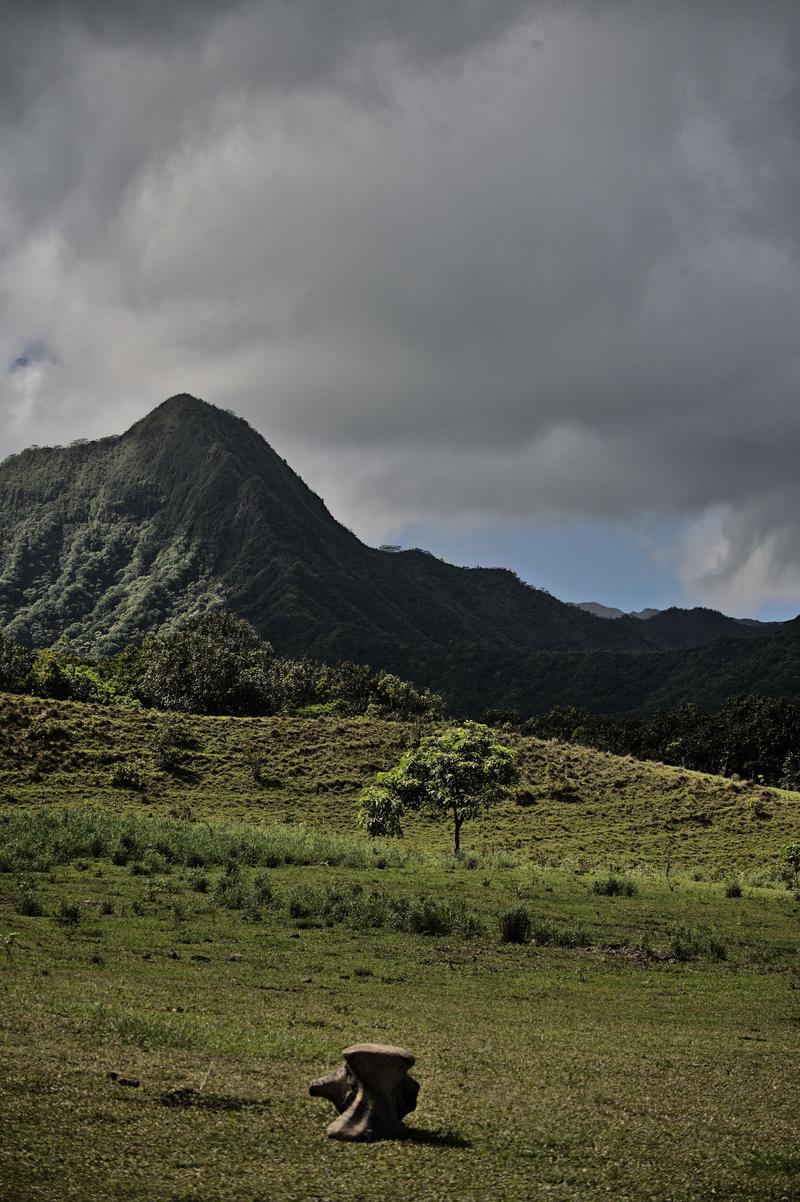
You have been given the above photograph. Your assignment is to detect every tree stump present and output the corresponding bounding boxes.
[309,1043,419,1140]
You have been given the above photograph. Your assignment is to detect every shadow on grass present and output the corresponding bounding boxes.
[402,1126,472,1148]
[159,1087,271,1113]
[168,766,201,785]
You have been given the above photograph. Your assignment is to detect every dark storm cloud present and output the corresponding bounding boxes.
[2,1,800,610]
[0,0,538,117]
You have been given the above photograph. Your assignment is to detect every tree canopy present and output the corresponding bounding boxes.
[133,611,274,715]
[358,721,518,854]
[0,615,444,721]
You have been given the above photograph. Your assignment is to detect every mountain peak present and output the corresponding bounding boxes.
[129,393,238,433]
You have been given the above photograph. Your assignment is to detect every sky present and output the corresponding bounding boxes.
[2,1,800,620]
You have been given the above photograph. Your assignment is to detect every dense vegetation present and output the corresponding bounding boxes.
[6,610,800,787]
[0,393,790,717]
[0,613,443,722]
[491,694,800,788]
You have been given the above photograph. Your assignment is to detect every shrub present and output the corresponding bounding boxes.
[402,896,483,938]
[724,880,743,898]
[110,760,147,791]
[251,871,274,907]
[748,794,772,821]
[139,849,171,876]
[785,842,800,887]
[89,835,106,858]
[151,722,194,772]
[285,884,321,920]
[669,922,726,961]
[55,899,81,925]
[242,895,265,923]
[188,869,209,893]
[15,879,44,917]
[214,866,248,910]
[591,875,638,898]
[99,898,115,915]
[500,905,532,944]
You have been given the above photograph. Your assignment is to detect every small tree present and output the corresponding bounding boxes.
[358,721,518,855]
[0,629,33,694]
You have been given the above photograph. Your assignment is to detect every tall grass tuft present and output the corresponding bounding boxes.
[279,879,482,938]
[591,875,638,897]
[530,918,592,948]
[499,905,532,944]
[669,922,727,961]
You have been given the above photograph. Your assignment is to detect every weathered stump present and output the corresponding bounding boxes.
[309,1042,419,1141]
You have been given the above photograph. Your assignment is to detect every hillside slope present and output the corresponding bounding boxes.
[0,394,783,714]
[2,692,796,870]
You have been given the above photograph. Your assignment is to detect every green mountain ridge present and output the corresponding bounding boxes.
[0,393,794,714]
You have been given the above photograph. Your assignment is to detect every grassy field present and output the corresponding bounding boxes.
[1,692,799,1202]
[2,691,799,871]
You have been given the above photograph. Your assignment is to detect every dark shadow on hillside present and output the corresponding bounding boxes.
[167,766,200,784]
[402,1126,472,1148]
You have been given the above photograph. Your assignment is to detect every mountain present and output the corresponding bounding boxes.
[573,601,672,620]
[0,394,790,714]
[573,601,667,620]
[431,617,800,716]
[573,601,776,628]
[571,601,627,619]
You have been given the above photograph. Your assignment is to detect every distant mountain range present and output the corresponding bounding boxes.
[571,600,775,628]
[0,393,797,715]
[572,601,660,620]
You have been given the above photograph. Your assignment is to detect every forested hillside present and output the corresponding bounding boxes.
[0,394,789,715]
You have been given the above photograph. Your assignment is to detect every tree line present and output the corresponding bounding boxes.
[0,612,443,722]
[485,696,800,789]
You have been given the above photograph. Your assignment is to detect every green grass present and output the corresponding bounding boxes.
[1,849,798,1202]
[1,692,799,1200]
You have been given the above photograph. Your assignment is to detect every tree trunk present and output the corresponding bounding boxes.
[453,815,462,856]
